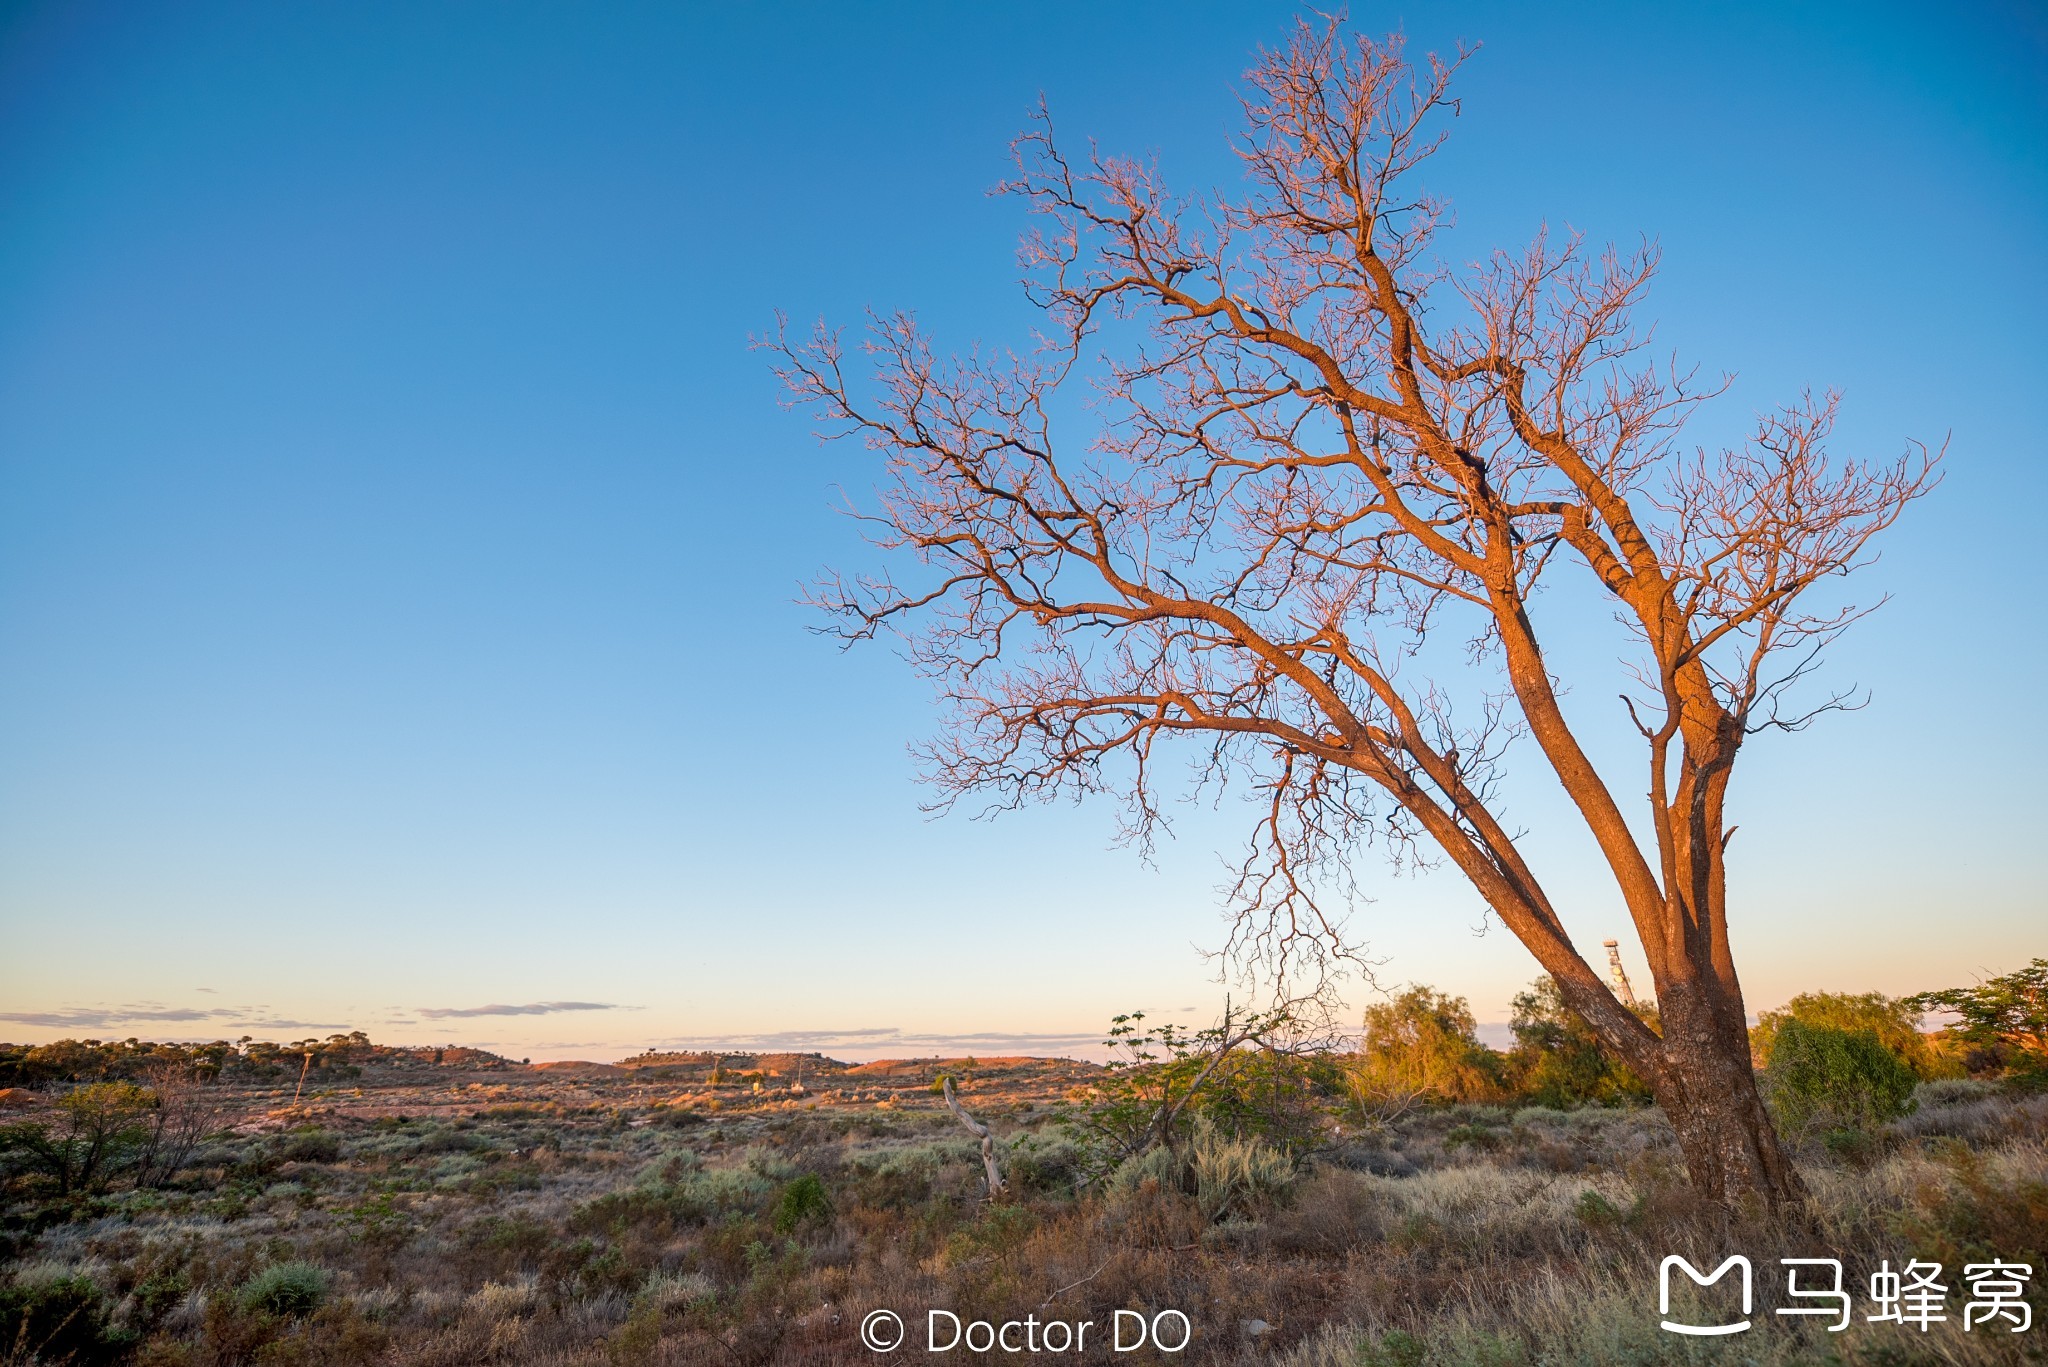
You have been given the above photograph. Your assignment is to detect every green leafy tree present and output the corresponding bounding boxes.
[1906,959,2048,1078]
[771,1173,833,1234]
[1751,991,1945,1078]
[0,1081,158,1195]
[1189,1032,1336,1153]
[1761,1020,1918,1137]
[1351,987,1505,1107]
[1508,978,1655,1108]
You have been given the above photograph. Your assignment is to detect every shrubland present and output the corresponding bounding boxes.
[0,961,2041,1364]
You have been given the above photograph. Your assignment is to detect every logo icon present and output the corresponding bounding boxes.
[1660,1255,1752,1336]
[859,1309,904,1352]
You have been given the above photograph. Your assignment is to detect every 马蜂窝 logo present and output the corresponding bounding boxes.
[1657,1255,2033,1336]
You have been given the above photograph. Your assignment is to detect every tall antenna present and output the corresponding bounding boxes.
[1603,940,1639,1008]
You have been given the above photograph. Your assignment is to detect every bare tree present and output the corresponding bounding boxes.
[771,20,1937,1207]
[133,1062,229,1189]
[941,1075,1006,1200]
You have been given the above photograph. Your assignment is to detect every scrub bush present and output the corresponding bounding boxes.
[1762,1020,1919,1137]
[770,1172,831,1234]
[240,1261,328,1317]
[1752,991,1947,1078]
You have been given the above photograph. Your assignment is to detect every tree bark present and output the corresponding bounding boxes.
[1651,982,1806,1207]
[1554,963,1805,1208]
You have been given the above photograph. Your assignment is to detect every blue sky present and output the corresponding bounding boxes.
[1,1,2042,1059]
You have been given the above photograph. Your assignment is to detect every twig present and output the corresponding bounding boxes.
[1040,1259,1111,1309]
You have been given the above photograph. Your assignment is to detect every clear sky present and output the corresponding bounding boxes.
[2,1,2042,1061]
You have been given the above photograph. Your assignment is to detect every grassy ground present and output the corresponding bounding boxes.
[2,1058,2044,1365]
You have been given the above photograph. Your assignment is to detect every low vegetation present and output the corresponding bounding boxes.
[0,961,2041,1364]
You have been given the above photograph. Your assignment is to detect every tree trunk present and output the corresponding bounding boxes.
[1553,961,1806,1209]
[941,1077,1005,1200]
[1652,982,1807,1208]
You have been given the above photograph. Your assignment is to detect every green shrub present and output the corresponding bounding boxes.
[572,1187,677,1238]
[464,1212,555,1270]
[1080,1003,1326,1165]
[240,1261,328,1317]
[1752,990,1947,1078]
[1360,1328,1429,1367]
[1181,1046,1335,1153]
[1003,1132,1085,1196]
[1762,1020,1919,1137]
[340,1191,415,1251]
[770,1173,832,1234]
[1820,1126,1880,1165]
[1443,1121,1504,1152]
[1507,978,1654,1108]
[275,1126,341,1163]
[132,1270,190,1331]
[1915,1077,1997,1107]
[0,1082,159,1195]
[1353,987,1506,1104]
[655,1106,707,1129]
[1106,1140,1184,1192]
[675,1164,775,1221]
[1573,1189,1640,1229]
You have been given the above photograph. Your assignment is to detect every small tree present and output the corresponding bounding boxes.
[0,1081,158,1195]
[775,18,1937,1206]
[1907,959,2048,1078]
[1077,1002,1314,1167]
[1509,978,1654,1108]
[132,1063,229,1189]
[1761,1020,1918,1138]
[1751,991,1941,1078]
[1352,987,1503,1106]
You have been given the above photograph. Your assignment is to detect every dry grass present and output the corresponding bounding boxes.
[2,1061,2043,1365]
